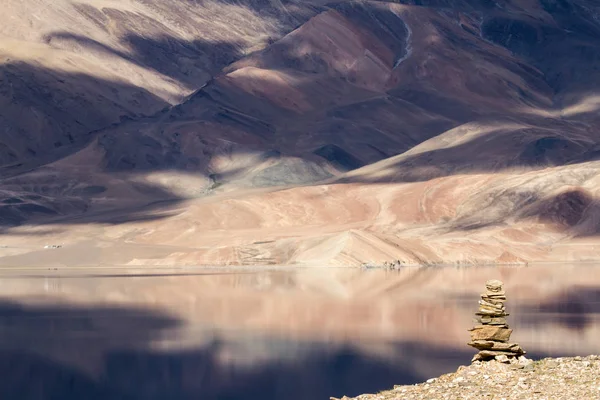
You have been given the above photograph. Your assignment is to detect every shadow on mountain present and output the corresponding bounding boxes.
[481,2,600,102]
[44,32,245,91]
[43,0,320,91]
[0,200,185,231]
[0,61,169,172]
[3,0,600,230]
[0,0,320,171]
[0,0,321,228]
[0,298,475,400]
[336,116,599,185]
[448,187,600,237]
[0,57,196,226]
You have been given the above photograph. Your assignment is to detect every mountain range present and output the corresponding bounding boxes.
[2,0,600,266]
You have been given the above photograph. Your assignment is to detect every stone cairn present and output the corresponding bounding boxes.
[468,279,526,362]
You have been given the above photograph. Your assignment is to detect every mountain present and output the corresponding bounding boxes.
[2,0,600,266]
[0,0,319,170]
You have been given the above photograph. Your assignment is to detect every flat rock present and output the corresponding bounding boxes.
[479,299,505,307]
[469,325,512,342]
[477,316,508,325]
[472,350,520,362]
[481,297,507,304]
[468,340,524,353]
[475,310,507,317]
[478,304,505,313]
[482,292,506,298]
[485,280,503,290]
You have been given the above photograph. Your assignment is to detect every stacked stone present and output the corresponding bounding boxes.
[468,279,526,362]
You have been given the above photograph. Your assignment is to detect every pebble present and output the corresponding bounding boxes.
[523,363,535,371]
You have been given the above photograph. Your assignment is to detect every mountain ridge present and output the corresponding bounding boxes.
[2,0,600,266]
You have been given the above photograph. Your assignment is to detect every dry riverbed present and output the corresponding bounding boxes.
[336,356,600,400]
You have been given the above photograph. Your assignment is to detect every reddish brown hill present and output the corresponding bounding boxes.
[2,0,600,266]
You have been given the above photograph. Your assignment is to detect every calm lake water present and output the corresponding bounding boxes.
[0,264,598,399]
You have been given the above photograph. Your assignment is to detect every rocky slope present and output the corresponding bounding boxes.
[340,356,600,400]
[2,0,600,266]
[0,0,319,170]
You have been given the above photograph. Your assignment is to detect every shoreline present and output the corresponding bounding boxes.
[336,356,600,400]
[0,259,599,272]
[0,261,597,278]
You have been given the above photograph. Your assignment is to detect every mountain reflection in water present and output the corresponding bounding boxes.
[0,265,598,399]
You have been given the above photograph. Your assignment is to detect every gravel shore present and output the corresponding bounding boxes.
[335,356,600,400]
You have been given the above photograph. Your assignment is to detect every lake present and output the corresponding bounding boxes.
[0,264,598,399]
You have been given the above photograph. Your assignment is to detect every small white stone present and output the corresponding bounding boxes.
[495,354,510,364]
[426,378,437,384]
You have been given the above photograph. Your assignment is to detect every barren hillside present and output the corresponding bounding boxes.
[2,0,600,266]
